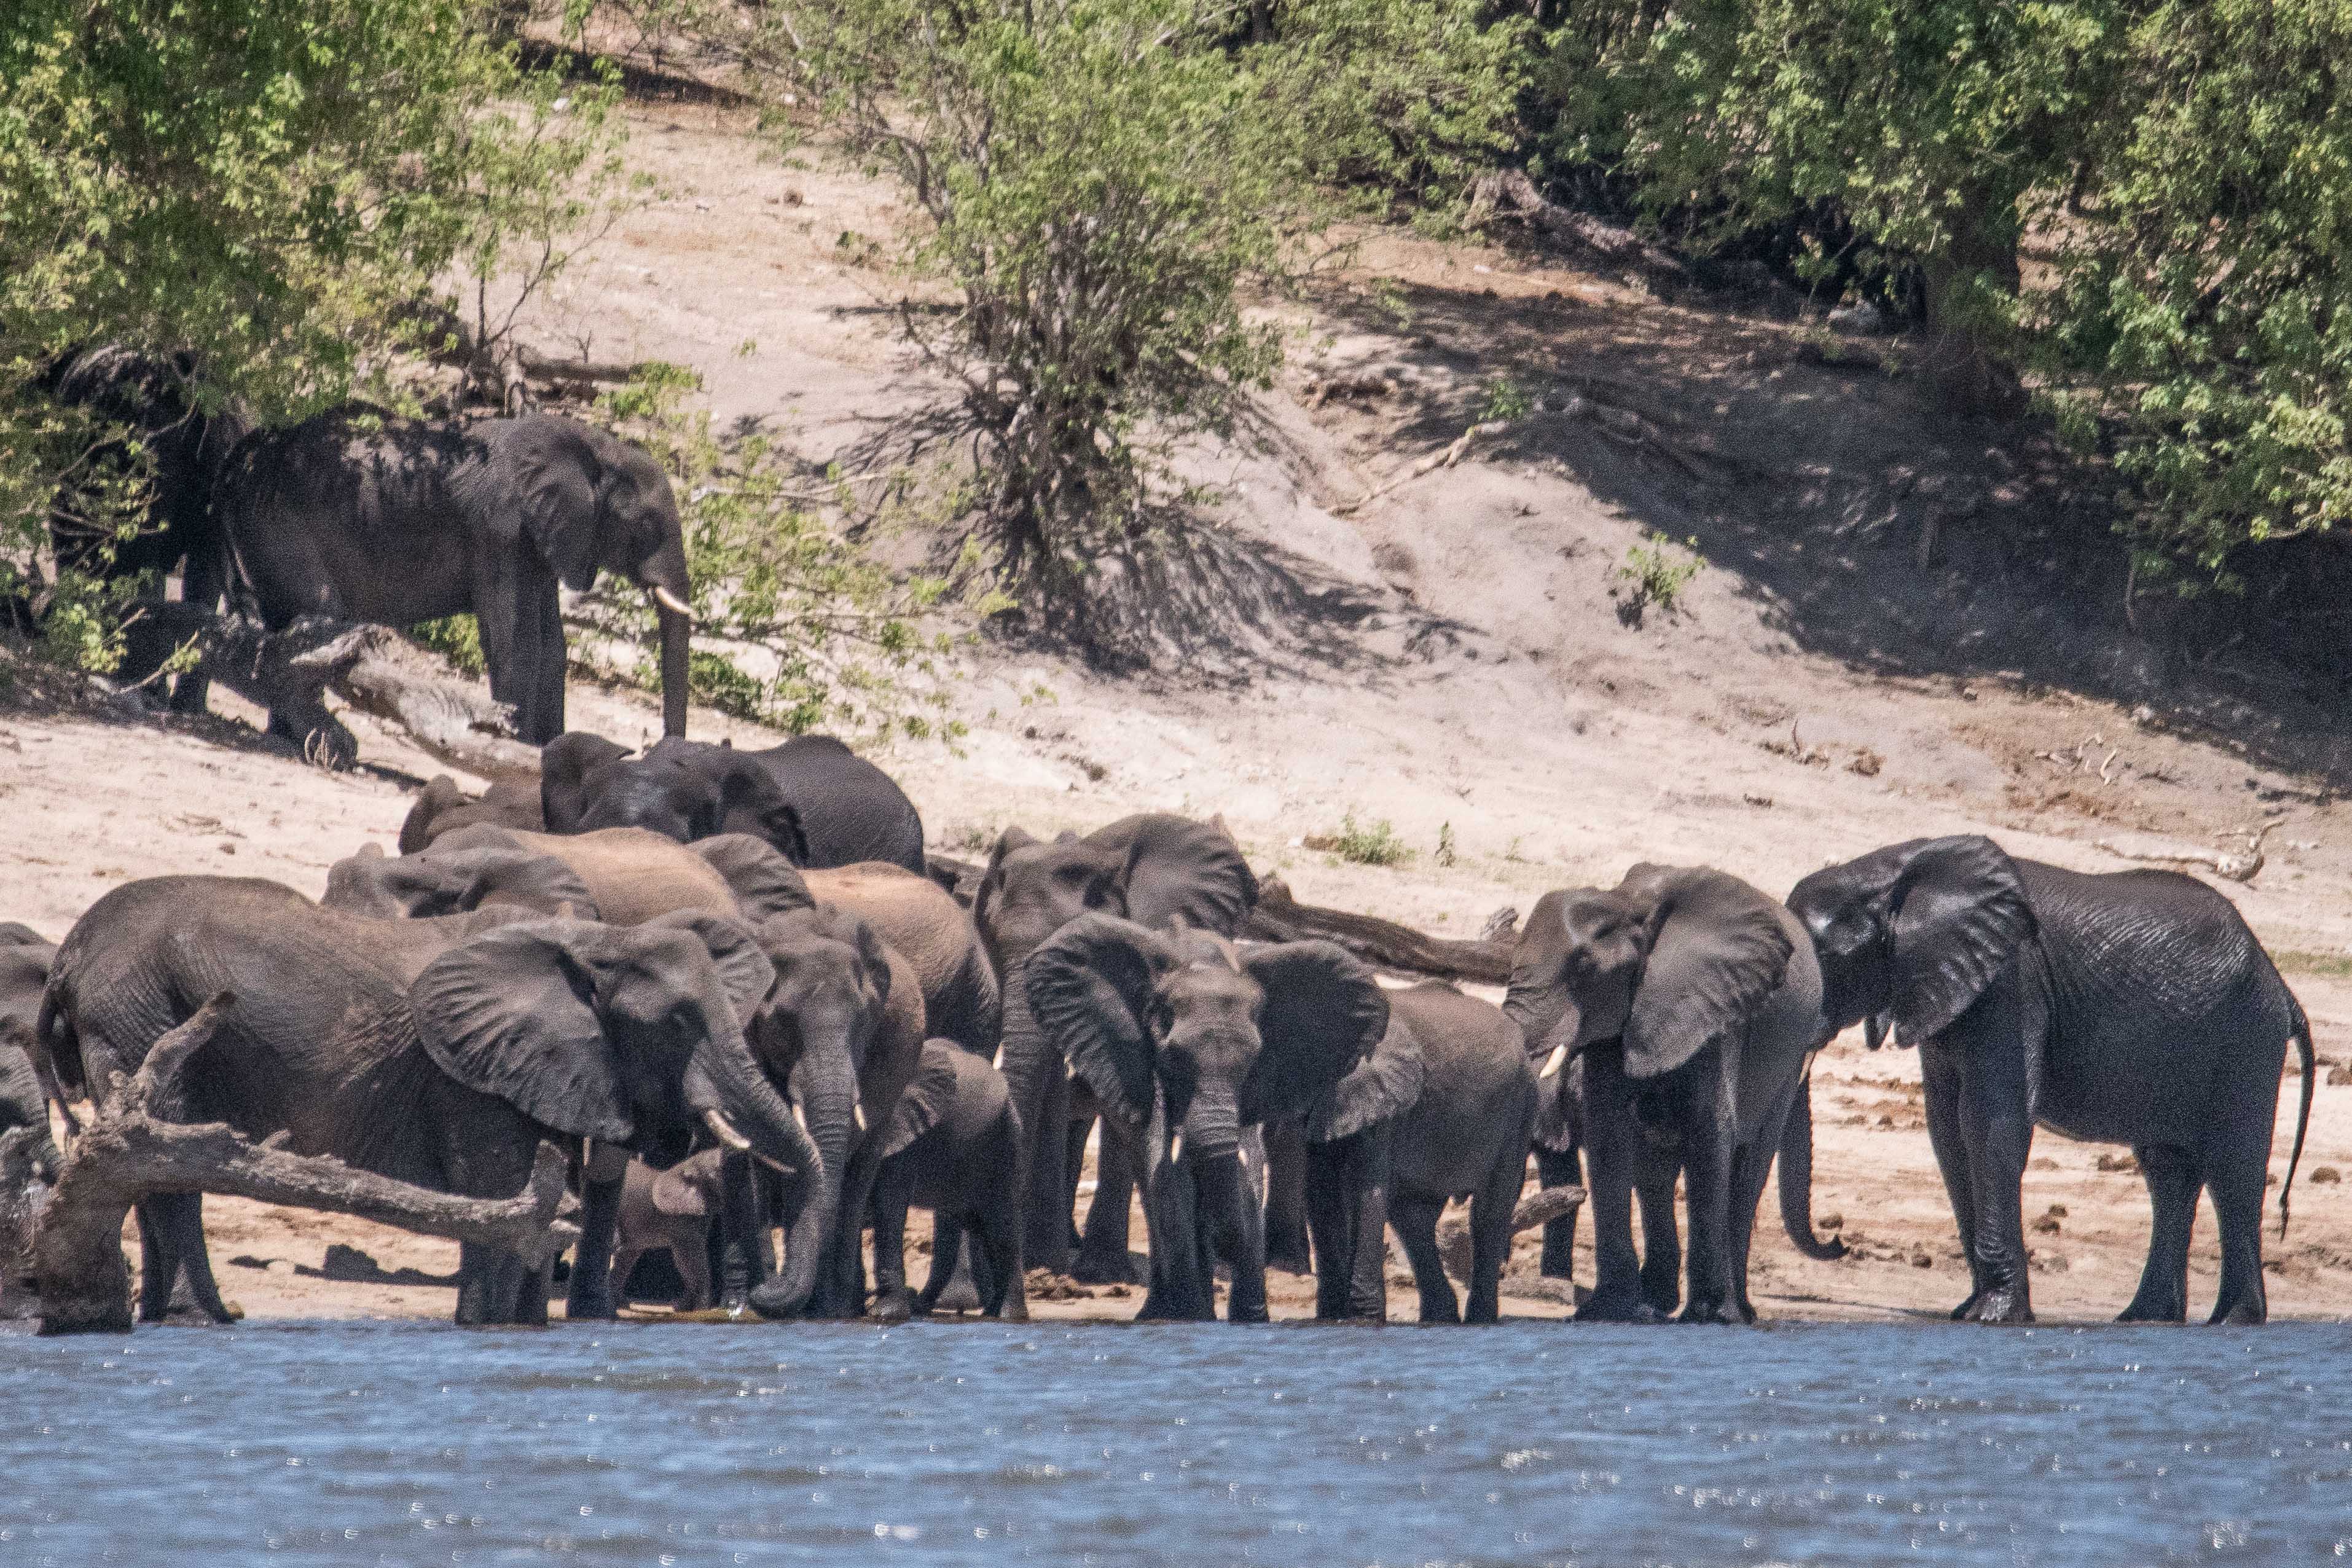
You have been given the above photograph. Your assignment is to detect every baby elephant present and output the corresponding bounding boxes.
[868,1041,1028,1323]
[611,1151,729,1312]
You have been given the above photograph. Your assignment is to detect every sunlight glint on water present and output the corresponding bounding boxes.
[3,1322,2347,1565]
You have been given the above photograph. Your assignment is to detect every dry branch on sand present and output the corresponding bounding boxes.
[1436,1183,1585,1282]
[31,996,571,1335]
[2091,823,2273,884]
[128,606,540,778]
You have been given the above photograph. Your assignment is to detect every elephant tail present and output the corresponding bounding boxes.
[1778,1065,1846,1260]
[2279,995,2314,1239]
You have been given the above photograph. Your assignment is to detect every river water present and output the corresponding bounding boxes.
[3,1320,2346,1565]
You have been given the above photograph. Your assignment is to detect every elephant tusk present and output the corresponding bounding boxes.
[649,585,692,617]
[853,1102,867,1135]
[702,1108,752,1153]
[1167,1132,1184,1165]
[751,1150,794,1177]
[992,1045,1006,1073]
[1540,1043,1568,1081]
[792,1099,810,1139]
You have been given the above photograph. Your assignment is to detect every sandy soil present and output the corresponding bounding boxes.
[7,90,2350,1327]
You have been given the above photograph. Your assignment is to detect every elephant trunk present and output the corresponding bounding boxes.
[1776,1072,1846,1260]
[1177,1081,1242,1163]
[758,1037,858,1319]
[995,969,1073,1275]
[683,1026,823,1315]
[651,595,691,740]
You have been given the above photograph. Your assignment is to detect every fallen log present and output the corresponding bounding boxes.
[1467,171,1690,286]
[1244,877,1515,986]
[1437,1183,1585,1283]
[0,1126,53,1320]
[36,997,570,1335]
[124,606,540,778]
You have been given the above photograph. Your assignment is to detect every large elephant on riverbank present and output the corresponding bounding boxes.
[213,411,692,743]
[1788,836,2313,1324]
[975,815,1258,1280]
[1025,913,1387,1321]
[1503,865,1825,1323]
[37,880,818,1325]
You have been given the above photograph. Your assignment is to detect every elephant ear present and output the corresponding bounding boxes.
[0,922,49,947]
[1239,942,1390,1126]
[410,919,633,1142]
[399,777,467,855]
[1621,865,1794,1081]
[882,1041,963,1159]
[512,430,602,590]
[708,758,810,866]
[1024,912,1175,1135]
[640,909,777,1029]
[541,732,632,833]
[1092,814,1260,936]
[435,845,602,920]
[1304,1006,1424,1142]
[650,1159,710,1218]
[1887,836,2035,1046]
[689,834,816,923]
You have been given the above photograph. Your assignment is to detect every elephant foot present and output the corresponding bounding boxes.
[1674,1298,1746,1326]
[1576,1292,1666,1325]
[2116,1296,2187,1325]
[869,1290,913,1326]
[1070,1253,1141,1287]
[745,1278,805,1320]
[2208,1295,2267,1327]
[996,1301,1030,1323]
[563,1288,617,1323]
[152,1301,239,1327]
[1961,1288,2034,1325]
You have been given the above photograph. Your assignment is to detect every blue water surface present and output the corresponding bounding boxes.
[3,1320,2348,1566]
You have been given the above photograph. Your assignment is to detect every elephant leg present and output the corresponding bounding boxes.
[610,1245,645,1308]
[976,1196,1029,1322]
[1389,1193,1459,1324]
[2117,1143,2198,1323]
[1634,1168,1682,1318]
[1303,1131,1370,1322]
[511,1252,552,1325]
[1021,1067,1073,1276]
[1675,1067,1739,1326]
[479,569,564,747]
[1262,1119,1314,1276]
[1464,1142,1524,1326]
[1346,1158,1391,1322]
[1578,1053,1658,1323]
[868,1158,915,1324]
[141,1192,233,1325]
[1920,1044,1985,1319]
[564,1158,627,1322]
[136,1199,173,1323]
[456,1243,522,1326]
[917,1216,961,1314]
[2201,1128,2271,1326]
[1534,1144,1582,1280]
[1722,1137,1775,1325]
[1137,1151,1210,1322]
[167,546,225,715]
[1954,1040,2036,1325]
[713,1152,770,1313]
[528,576,566,747]
[1074,1117,1140,1284]
[670,1224,713,1312]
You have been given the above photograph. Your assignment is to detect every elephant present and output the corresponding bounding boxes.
[649,735,926,874]
[866,1039,1029,1321]
[538,731,810,865]
[40,347,245,711]
[323,840,602,922]
[612,1150,729,1311]
[1502,865,1825,1324]
[693,842,999,1057]
[1787,836,2315,1325]
[212,410,694,743]
[735,904,927,1320]
[399,775,546,853]
[332,825,750,927]
[973,815,1258,1280]
[37,879,818,1325]
[1296,982,1536,1325]
[0,927,68,1164]
[1024,912,1389,1322]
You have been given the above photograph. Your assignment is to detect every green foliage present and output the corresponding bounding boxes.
[412,614,489,678]
[1327,812,1410,867]
[1479,376,1532,423]
[1,0,626,659]
[1618,531,1703,619]
[1434,820,1457,868]
[570,364,974,742]
[748,0,1519,590]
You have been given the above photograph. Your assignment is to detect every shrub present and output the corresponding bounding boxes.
[1330,812,1410,868]
[1617,531,1703,621]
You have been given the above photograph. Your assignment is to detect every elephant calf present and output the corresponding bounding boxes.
[867,1040,1029,1322]
[612,1151,728,1312]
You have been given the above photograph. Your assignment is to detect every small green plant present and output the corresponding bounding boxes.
[1330,812,1409,868]
[412,614,487,677]
[1435,821,1457,867]
[1617,531,1704,623]
[1479,377,1532,423]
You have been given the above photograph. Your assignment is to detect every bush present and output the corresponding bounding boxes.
[1326,812,1411,868]
[1617,531,1703,621]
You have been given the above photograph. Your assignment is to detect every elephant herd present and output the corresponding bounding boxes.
[0,717,2319,1331]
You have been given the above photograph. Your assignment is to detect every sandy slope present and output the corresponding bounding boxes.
[6,96,2350,1326]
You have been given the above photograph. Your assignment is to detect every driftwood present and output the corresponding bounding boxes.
[1467,171,1690,286]
[127,606,539,778]
[1436,1183,1585,1283]
[0,1127,53,1320]
[35,997,571,1335]
[1245,877,1515,986]
[1333,419,1513,516]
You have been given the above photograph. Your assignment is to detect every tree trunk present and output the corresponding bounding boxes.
[1921,182,2027,420]
[33,998,571,1335]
